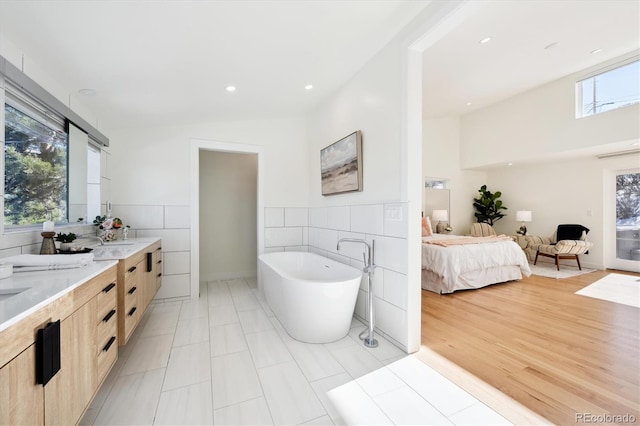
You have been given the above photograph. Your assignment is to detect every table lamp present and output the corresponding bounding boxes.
[432,210,449,234]
[516,210,532,235]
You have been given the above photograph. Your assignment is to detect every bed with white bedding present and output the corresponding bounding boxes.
[421,234,531,294]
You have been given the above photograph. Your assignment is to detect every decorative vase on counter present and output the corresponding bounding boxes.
[98,228,117,242]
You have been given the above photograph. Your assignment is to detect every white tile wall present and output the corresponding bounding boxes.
[265,208,285,227]
[327,206,350,231]
[350,204,384,235]
[383,203,408,238]
[164,251,190,276]
[284,208,309,227]
[383,268,408,310]
[367,235,407,274]
[164,206,190,229]
[265,228,303,248]
[137,229,190,252]
[113,205,164,230]
[301,202,410,351]
[157,274,191,299]
[309,207,328,228]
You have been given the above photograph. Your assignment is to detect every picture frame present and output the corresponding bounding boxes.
[320,130,363,196]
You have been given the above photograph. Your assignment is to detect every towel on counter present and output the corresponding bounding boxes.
[1,253,94,272]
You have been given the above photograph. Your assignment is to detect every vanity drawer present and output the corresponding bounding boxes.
[96,333,118,383]
[123,304,139,340]
[96,307,117,351]
[96,280,117,309]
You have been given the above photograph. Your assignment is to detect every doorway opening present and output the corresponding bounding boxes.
[190,139,264,299]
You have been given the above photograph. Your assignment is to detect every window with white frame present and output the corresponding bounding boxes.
[576,60,639,118]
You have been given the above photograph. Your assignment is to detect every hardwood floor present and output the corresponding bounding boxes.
[421,270,640,425]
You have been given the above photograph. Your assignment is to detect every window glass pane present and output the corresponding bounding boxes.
[579,61,640,117]
[4,103,68,227]
[616,172,640,261]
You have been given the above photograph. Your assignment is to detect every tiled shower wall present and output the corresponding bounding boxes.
[264,203,409,349]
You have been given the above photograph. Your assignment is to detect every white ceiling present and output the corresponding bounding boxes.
[0,0,429,130]
[0,0,638,132]
[423,0,640,118]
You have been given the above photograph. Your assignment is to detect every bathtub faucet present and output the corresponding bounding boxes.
[336,238,375,272]
[337,238,378,348]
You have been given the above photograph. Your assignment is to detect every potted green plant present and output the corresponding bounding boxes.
[55,232,77,251]
[473,185,508,226]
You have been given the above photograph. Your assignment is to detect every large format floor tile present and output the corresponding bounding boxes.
[258,361,327,425]
[154,381,214,425]
[211,350,263,409]
[84,277,517,426]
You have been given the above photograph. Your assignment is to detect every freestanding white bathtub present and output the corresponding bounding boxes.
[258,251,362,343]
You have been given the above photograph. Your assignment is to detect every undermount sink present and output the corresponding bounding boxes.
[0,288,30,302]
[99,241,135,246]
[92,246,136,260]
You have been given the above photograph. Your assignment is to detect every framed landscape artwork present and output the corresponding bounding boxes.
[321,130,362,196]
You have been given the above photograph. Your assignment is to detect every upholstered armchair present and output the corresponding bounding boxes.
[531,224,593,270]
[470,223,496,237]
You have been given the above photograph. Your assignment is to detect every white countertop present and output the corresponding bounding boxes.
[90,237,161,260]
[0,260,118,333]
[0,237,161,333]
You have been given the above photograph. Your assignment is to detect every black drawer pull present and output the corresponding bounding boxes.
[128,286,137,295]
[128,307,137,317]
[102,283,116,293]
[157,273,162,277]
[103,336,116,352]
[157,260,162,264]
[128,266,137,273]
[102,309,116,323]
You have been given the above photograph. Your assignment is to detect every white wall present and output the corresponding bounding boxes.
[106,118,309,299]
[486,154,640,269]
[199,151,257,281]
[423,117,486,234]
[303,1,463,352]
[460,52,640,169]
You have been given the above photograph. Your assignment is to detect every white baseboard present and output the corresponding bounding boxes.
[201,270,257,282]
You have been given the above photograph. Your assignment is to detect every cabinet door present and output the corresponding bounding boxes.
[0,345,44,425]
[44,300,97,425]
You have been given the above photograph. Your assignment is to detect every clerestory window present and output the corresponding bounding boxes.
[576,59,639,118]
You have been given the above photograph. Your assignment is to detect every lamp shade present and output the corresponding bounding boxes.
[432,209,448,222]
[516,210,532,222]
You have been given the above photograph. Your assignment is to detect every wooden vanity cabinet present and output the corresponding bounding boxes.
[0,265,118,426]
[0,345,43,425]
[117,240,162,346]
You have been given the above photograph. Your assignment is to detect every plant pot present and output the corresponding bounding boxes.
[59,242,74,251]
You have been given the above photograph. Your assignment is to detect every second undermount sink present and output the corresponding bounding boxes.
[0,288,30,302]
[100,241,135,246]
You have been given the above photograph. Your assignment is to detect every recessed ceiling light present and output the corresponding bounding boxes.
[226,86,236,92]
[479,37,492,44]
[590,48,603,54]
[466,102,472,106]
[507,163,513,166]
[78,88,96,96]
[305,84,313,90]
